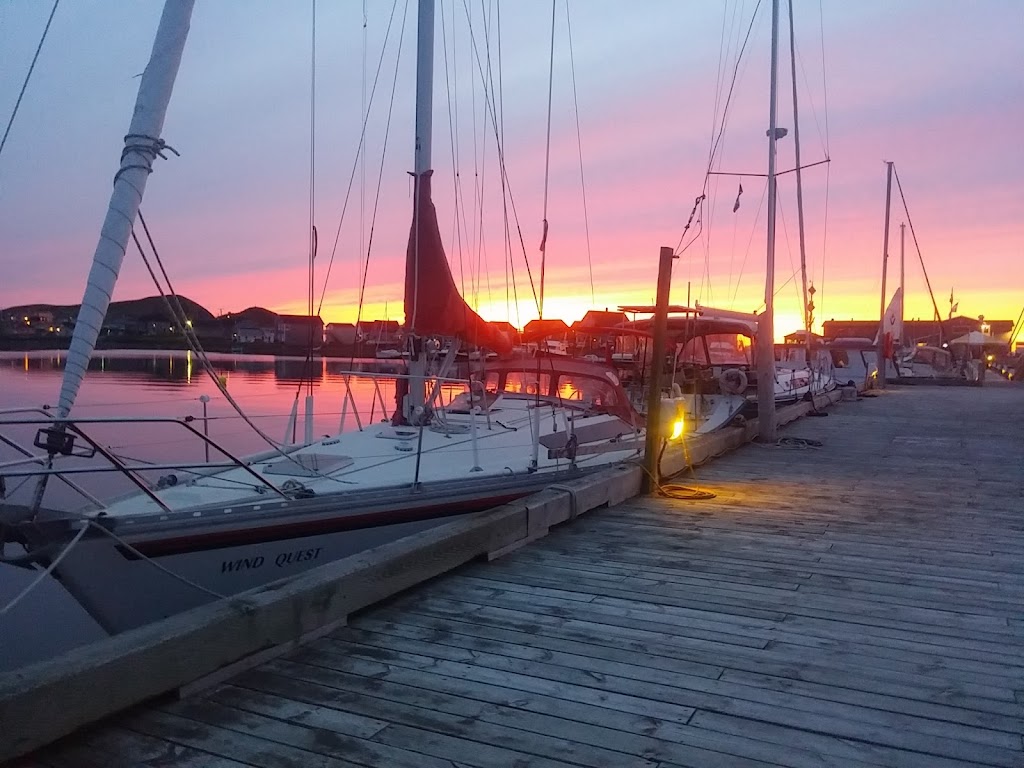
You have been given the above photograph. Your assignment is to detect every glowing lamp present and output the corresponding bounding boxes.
[669,418,685,441]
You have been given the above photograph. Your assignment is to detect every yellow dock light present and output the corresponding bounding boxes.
[669,416,685,441]
[661,401,686,442]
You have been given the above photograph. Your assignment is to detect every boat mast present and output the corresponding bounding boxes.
[877,160,894,388]
[56,0,195,419]
[413,0,433,181]
[787,0,811,365]
[899,221,906,348]
[756,0,782,442]
[405,0,435,422]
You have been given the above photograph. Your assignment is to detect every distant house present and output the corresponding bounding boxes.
[235,325,278,344]
[486,321,520,347]
[522,318,571,341]
[277,314,324,346]
[325,322,358,345]
[822,316,1013,346]
[357,320,401,345]
[783,330,825,345]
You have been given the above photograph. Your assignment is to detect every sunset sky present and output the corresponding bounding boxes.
[1,1,1021,340]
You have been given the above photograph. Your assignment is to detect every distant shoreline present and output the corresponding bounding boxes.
[0,337,366,358]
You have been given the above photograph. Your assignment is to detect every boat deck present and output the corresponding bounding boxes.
[26,382,1024,767]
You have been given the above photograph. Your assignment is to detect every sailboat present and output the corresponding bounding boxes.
[0,1,644,633]
[872,172,962,384]
[596,0,833,434]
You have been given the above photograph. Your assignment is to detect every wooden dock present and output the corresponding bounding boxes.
[18,382,1024,767]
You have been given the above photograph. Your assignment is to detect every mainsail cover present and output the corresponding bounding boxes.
[403,171,512,355]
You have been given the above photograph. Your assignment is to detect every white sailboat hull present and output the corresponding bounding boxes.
[21,389,642,633]
[48,469,579,633]
[52,514,446,634]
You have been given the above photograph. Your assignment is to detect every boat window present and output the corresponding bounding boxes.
[558,375,618,408]
[477,371,501,393]
[679,334,749,366]
[447,382,500,412]
[677,338,709,366]
[830,349,850,368]
[502,371,553,396]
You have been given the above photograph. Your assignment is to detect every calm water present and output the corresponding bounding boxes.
[0,349,407,670]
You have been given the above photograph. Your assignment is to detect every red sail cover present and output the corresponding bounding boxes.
[404,172,512,355]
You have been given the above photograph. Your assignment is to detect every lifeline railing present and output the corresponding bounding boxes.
[0,368,477,516]
[0,410,288,515]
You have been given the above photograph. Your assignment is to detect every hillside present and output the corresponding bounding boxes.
[3,296,216,324]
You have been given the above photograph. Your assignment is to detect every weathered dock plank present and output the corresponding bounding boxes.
[12,383,1024,767]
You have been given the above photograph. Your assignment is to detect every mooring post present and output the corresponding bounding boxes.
[199,394,210,463]
[643,246,677,493]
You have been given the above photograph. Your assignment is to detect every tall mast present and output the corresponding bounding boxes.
[405,0,435,423]
[899,221,905,347]
[413,0,434,179]
[56,0,195,418]
[877,161,894,388]
[787,0,811,362]
[756,0,781,442]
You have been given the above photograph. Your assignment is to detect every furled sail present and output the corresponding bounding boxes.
[874,287,903,346]
[56,0,194,419]
[403,171,512,355]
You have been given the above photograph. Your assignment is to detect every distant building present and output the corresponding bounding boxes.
[277,314,324,346]
[783,330,825,345]
[522,318,571,341]
[486,321,520,347]
[325,322,358,345]
[357,320,401,345]
[822,316,1013,346]
[235,325,278,344]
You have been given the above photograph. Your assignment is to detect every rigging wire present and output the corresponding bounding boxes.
[674,0,763,257]
[440,0,468,310]
[893,165,944,326]
[817,0,831,323]
[351,0,411,360]
[484,0,499,313]
[317,0,403,316]
[787,0,811,336]
[130,213,294,464]
[461,0,540,316]
[537,0,558,319]
[700,0,747,306]
[0,0,60,166]
[307,0,318,399]
[488,2,522,330]
[565,2,596,308]
[361,0,368,311]
[730,179,769,306]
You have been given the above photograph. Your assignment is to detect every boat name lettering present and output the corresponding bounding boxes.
[221,556,264,573]
[275,547,323,568]
[219,547,323,574]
